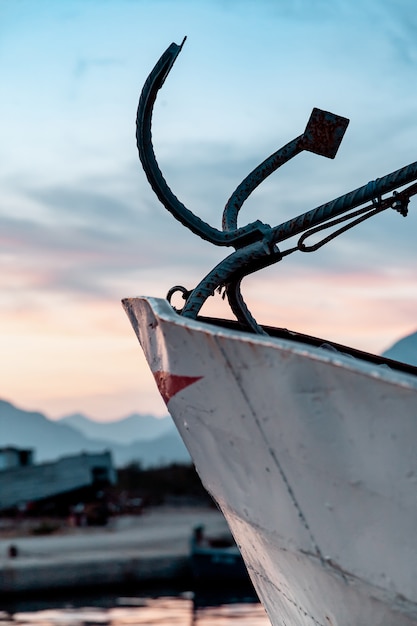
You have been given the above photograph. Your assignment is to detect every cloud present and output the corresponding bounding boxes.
[0,161,229,305]
[2,122,417,314]
[2,0,417,420]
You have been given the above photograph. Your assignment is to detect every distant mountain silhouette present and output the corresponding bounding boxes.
[0,399,190,468]
[381,330,417,366]
[59,412,173,445]
[2,329,415,469]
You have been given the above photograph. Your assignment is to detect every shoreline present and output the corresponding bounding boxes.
[0,506,230,597]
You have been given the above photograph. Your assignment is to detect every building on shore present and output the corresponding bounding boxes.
[0,447,116,514]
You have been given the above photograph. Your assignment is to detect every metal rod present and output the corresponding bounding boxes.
[270,161,417,244]
[136,39,270,248]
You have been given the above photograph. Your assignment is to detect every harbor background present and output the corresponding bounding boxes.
[0,504,267,625]
[0,506,227,596]
[0,449,262,620]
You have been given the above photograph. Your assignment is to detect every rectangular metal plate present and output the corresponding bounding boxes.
[303,108,350,159]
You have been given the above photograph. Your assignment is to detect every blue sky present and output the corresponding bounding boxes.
[1,0,417,420]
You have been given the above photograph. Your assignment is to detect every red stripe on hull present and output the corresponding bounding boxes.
[153,371,202,404]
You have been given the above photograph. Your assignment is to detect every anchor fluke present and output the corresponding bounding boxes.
[302,108,350,159]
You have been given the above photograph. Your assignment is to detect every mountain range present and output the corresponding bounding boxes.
[381,330,417,366]
[59,411,173,444]
[0,400,190,468]
[1,329,416,469]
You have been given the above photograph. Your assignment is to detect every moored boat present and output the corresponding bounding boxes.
[124,40,417,625]
[190,523,251,585]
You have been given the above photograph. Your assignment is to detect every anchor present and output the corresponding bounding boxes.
[136,39,417,334]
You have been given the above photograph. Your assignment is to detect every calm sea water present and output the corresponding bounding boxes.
[1,590,270,626]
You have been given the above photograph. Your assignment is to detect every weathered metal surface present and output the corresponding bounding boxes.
[123,296,417,626]
[301,107,349,159]
[136,40,417,332]
[136,37,268,249]
[271,160,417,244]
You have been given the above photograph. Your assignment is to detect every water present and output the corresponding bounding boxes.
[1,590,270,626]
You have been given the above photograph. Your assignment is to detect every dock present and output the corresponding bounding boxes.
[0,506,230,597]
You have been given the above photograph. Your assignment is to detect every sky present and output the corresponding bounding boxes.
[1,0,417,422]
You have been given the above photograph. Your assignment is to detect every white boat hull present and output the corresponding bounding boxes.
[123,296,417,626]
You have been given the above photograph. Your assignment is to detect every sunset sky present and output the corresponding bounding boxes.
[1,0,417,421]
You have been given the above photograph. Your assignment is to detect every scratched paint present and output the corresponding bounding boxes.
[123,296,417,626]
